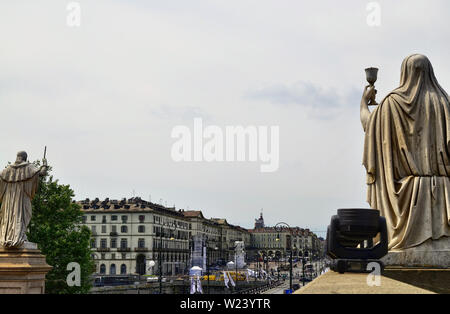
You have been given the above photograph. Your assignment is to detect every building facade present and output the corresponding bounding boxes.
[247,213,323,262]
[180,210,222,266]
[81,199,323,277]
[81,197,190,277]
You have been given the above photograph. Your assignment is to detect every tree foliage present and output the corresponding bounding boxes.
[27,162,94,294]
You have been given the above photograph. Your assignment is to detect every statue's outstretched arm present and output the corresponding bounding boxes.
[361,85,376,131]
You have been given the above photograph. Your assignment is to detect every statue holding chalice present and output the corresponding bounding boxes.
[360,55,450,259]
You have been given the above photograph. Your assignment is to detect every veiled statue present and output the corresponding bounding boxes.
[361,54,450,251]
[0,151,47,248]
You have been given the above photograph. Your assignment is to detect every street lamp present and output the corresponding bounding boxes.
[275,238,281,281]
[256,252,261,282]
[254,252,260,283]
[235,253,238,292]
[186,238,193,275]
[301,244,308,286]
[263,254,268,274]
[211,245,218,293]
[275,222,293,292]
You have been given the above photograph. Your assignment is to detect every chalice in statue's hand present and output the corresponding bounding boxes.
[365,67,379,106]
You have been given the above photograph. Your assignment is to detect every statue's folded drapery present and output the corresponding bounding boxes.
[363,54,450,250]
[0,162,40,247]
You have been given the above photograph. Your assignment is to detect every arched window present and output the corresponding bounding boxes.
[110,264,116,275]
[100,264,106,274]
[120,264,127,274]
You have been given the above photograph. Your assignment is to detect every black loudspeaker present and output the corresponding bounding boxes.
[325,208,388,274]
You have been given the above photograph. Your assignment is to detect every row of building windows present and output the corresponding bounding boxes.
[84,215,139,223]
[90,226,191,241]
[95,253,127,260]
[99,264,127,275]
[152,238,188,250]
[152,226,190,239]
[91,225,147,234]
[92,238,189,250]
[152,215,190,230]
[253,243,282,248]
[92,238,137,249]
[97,253,190,274]
[84,215,192,230]
[95,253,128,260]
[94,252,191,262]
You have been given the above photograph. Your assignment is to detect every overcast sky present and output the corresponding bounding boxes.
[1,1,450,236]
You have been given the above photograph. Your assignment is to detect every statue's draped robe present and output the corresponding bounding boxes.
[0,162,40,247]
[363,55,450,250]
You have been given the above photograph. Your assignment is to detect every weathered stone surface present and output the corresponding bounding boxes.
[381,238,450,268]
[294,270,434,294]
[19,242,38,250]
[0,245,52,294]
[383,267,450,294]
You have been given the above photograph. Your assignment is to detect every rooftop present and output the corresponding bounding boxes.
[77,197,184,218]
[180,210,204,218]
[248,226,313,236]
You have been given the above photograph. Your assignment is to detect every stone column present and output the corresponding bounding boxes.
[0,243,52,294]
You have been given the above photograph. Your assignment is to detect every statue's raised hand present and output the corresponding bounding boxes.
[39,159,48,176]
[362,85,377,105]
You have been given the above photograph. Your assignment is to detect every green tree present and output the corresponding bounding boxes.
[27,162,94,294]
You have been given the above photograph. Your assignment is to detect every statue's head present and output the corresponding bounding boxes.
[393,53,450,100]
[400,54,436,85]
[403,54,430,72]
[15,151,28,164]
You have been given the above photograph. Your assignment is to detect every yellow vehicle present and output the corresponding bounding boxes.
[218,272,246,281]
[201,274,216,281]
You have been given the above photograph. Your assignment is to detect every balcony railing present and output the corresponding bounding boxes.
[110,232,118,236]
[97,247,110,252]
[134,247,148,252]
[117,247,131,252]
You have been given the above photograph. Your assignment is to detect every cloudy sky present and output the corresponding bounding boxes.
[1,1,449,236]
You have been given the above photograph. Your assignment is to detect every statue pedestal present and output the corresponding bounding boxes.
[381,237,450,268]
[0,243,52,294]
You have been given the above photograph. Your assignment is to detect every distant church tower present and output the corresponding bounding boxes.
[254,211,265,229]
